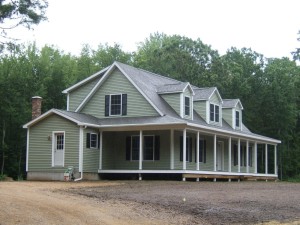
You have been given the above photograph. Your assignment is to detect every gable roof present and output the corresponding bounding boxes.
[223,99,244,110]
[193,87,223,103]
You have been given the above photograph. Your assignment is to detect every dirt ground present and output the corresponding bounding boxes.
[0,181,299,225]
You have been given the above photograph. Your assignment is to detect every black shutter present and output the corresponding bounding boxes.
[234,144,237,166]
[189,137,192,162]
[86,133,90,148]
[199,140,203,162]
[194,139,197,163]
[105,95,109,117]
[122,94,127,116]
[180,136,183,161]
[126,136,131,160]
[98,133,100,149]
[203,140,207,163]
[154,136,160,160]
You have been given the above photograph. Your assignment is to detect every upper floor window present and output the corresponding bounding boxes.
[210,103,219,122]
[236,111,240,127]
[184,96,190,116]
[105,94,127,117]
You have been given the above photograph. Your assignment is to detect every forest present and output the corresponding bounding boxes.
[0,33,299,180]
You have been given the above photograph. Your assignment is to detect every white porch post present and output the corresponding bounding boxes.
[246,140,249,173]
[238,139,241,173]
[196,131,200,171]
[170,129,174,170]
[254,142,258,174]
[213,134,217,172]
[183,129,187,170]
[274,145,277,175]
[228,137,232,173]
[265,144,268,174]
[139,130,143,170]
[99,131,103,170]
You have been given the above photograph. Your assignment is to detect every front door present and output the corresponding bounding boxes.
[53,132,64,166]
[217,141,224,171]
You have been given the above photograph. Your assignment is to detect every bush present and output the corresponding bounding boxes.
[0,174,7,181]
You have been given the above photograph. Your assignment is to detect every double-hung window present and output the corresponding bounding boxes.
[86,133,99,149]
[184,96,190,116]
[105,94,127,117]
[210,103,219,122]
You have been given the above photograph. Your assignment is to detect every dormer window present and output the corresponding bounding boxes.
[210,103,219,122]
[236,111,240,127]
[184,96,190,116]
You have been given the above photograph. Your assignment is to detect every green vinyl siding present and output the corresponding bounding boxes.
[82,68,158,118]
[68,77,101,111]
[210,92,221,104]
[223,108,233,128]
[194,101,207,121]
[101,130,170,170]
[161,93,181,116]
[83,128,100,172]
[28,115,79,172]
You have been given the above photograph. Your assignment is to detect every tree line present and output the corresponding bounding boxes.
[0,33,299,180]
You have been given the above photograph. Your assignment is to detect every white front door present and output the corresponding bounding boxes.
[53,132,64,167]
[217,141,224,171]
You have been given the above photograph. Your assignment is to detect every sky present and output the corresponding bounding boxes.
[11,0,300,58]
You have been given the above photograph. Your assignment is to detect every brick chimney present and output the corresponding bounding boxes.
[32,96,42,120]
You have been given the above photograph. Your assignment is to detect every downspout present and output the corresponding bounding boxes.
[75,126,84,181]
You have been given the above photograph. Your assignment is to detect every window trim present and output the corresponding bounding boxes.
[210,103,220,123]
[184,96,190,117]
[109,93,122,116]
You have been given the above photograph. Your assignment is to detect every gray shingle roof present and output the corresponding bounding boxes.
[222,99,243,109]
[193,87,216,101]
[156,82,189,94]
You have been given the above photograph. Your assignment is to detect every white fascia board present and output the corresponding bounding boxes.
[115,63,164,116]
[62,66,110,94]
[23,109,81,128]
[186,122,281,144]
[208,87,223,104]
[183,83,195,95]
[75,63,116,112]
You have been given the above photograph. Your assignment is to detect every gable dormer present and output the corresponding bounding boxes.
[193,87,223,126]
[157,82,194,120]
[222,99,243,130]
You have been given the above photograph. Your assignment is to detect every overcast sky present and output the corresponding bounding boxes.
[12,0,300,58]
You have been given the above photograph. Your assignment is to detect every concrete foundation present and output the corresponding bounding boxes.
[27,172,100,181]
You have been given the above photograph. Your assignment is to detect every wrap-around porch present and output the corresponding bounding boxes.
[98,126,278,181]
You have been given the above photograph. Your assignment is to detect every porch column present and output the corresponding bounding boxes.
[139,130,143,170]
[228,137,232,173]
[196,131,200,171]
[170,129,174,170]
[254,142,257,174]
[246,140,249,173]
[265,144,268,174]
[183,129,187,170]
[99,131,103,170]
[213,134,217,172]
[238,139,241,173]
[274,145,277,175]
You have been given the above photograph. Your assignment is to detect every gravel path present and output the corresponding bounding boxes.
[0,181,299,225]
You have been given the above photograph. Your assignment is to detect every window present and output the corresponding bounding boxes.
[210,103,220,122]
[86,133,99,149]
[236,111,240,127]
[195,139,206,163]
[126,135,160,161]
[184,96,190,116]
[56,133,64,150]
[105,94,127,116]
[180,136,192,162]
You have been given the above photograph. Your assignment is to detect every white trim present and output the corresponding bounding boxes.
[139,130,143,170]
[213,134,217,171]
[170,129,174,169]
[228,137,232,173]
[246,140,249,173]
[52,131,65,167]
[66,94,70,111]
[238,138,241,173]
[99,131,103,170]
[265,144,268,174]
[79,127,84,172]
[196,131,200,170]
[191,96,194,120]
[254,142,258,173]
[274,145,277,175]
[62,66,109,93]
[180,93,184,118]
[183,129,186,170]
[183,95,191,118]
[205,101,210,123]
[26,128,29,172]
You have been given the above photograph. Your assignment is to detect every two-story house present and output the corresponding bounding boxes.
[23,62,281,181]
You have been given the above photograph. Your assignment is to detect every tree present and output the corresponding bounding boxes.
[292,30,300,61]
[0,0,48,48]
